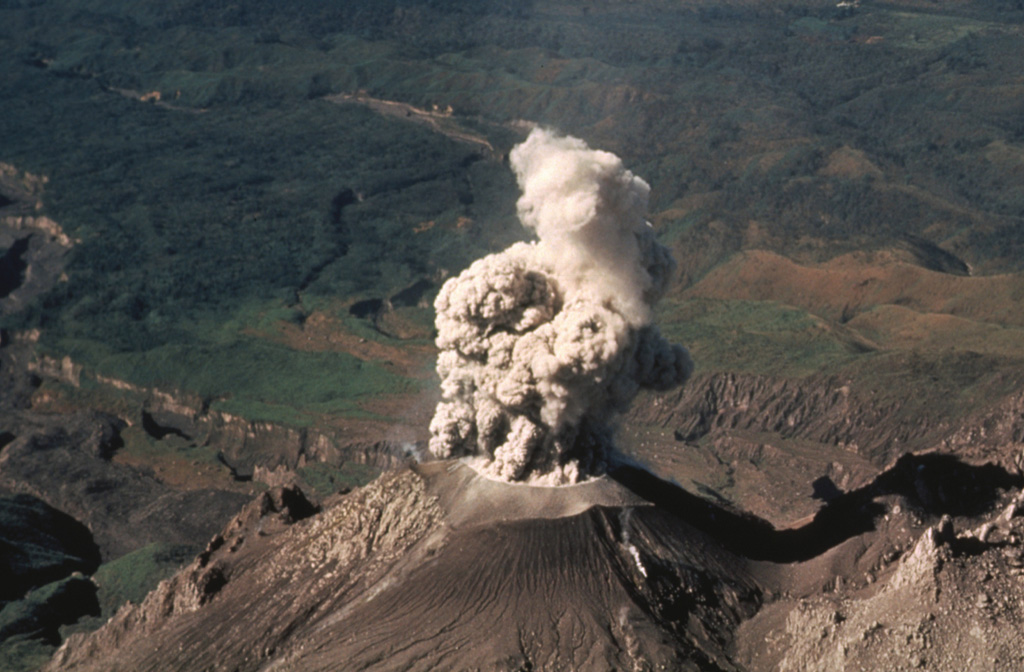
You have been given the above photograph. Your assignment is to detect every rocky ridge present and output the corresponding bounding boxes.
[41,456,1024,671]
[46,463,763,671]
[29,355,411,478]
[0,164,72,317]
[645,371,1024,474]
[738,493,1024,671]
[629,370,1024,524]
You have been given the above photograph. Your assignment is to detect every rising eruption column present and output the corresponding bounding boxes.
[429,128,693,484]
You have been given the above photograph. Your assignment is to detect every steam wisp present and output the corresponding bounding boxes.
[429,128,692,484]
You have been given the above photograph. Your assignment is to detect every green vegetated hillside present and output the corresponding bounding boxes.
[1,0,1023,447]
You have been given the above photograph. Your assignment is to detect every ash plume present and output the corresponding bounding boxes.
[429,128,693,484]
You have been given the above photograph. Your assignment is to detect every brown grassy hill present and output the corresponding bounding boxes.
[687,249,1024,343]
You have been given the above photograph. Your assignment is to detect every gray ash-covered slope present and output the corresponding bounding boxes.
[48,461,763,671]
[44,452,1024,671]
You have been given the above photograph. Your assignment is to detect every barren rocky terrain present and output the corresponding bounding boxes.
[33,460,1024,671]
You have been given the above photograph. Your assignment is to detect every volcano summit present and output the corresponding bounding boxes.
[46,461,766,671]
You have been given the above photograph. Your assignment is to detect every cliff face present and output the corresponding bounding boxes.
[0,410,252,562]
[626,371,1024,525]
[650,373,888,454]
[0,164,73,317]
[940,388,1024,468]
[642,371,1024,468]
[47,367,411,477]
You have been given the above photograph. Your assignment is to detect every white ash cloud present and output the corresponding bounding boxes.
[429,128,693,484]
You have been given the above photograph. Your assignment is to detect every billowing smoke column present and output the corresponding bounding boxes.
[429,128,693,484]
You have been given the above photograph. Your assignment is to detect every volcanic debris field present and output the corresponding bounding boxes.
[2,0,1024,670]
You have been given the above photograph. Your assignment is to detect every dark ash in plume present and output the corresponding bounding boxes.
[429,128,693,484]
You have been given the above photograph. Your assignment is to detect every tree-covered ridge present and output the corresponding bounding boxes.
[1,0,1022,423]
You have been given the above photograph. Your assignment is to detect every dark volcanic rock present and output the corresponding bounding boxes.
[0,495,100,603]
[0,340,41,411]
[0,237,30,299]
[46,464,763,671]
[0,412,251,561]
[0,217,72,317]
[0,575,99,646]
